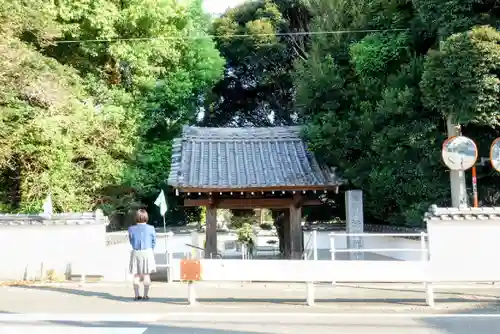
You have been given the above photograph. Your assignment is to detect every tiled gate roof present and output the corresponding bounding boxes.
[167,126,340,191]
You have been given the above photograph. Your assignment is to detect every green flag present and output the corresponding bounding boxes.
[154,190,168,217]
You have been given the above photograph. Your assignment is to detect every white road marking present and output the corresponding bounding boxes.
[157,312,500,318]
[0,314,160,322]
[1,327,148,334]
[1,312,500,324]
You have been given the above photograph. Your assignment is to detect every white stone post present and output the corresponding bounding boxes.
[166,231,174,283]
[306,282,315,306]
[188,282,197,305]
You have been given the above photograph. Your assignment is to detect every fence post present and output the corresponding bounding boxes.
[312,230,318,261]
[426,283,435,307]
[421,232,434,307]
[329,233,336,261]
[40,262,45,284]
[188,282,197,305]
[167,251,174,283]
[78,259,85,286]
[329,233,336,285]
[306,282,315,306]
[166,231,173,283]
[420,232,427,262]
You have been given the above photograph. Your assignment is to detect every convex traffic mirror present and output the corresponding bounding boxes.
[442,136,478,171]
[490,138,500,172]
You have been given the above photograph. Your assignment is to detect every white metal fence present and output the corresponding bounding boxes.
[152,231,428,284]
[302,230,428,262]
[108,229,500,308]
[328,232,428,261]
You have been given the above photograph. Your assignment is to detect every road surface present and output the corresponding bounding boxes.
[2,312,500,333]
[1,282,500,333]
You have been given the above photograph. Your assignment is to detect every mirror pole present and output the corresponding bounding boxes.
[446,116,469,208]
[472,166,478,208]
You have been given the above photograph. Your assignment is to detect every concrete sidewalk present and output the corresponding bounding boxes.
[0,282,499,314]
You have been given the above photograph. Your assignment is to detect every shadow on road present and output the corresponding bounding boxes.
[418,301,500,334]
[9,285,499,307]
[333,283,500,300]
[9,285,185,305]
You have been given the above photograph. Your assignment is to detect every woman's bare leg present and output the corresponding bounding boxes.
[143,274,151,298]
[133,275,142,299]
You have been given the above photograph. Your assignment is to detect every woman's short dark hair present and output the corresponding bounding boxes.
[135,209,149,224]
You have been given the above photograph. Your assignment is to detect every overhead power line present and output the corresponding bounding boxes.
[53,28,409,44]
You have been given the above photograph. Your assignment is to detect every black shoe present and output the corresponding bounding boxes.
[143,296,150,301]
[134,296,143,301]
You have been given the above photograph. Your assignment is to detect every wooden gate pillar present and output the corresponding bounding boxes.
[289,205,303,260]
[282,210,291,258]
[205,205,217,259]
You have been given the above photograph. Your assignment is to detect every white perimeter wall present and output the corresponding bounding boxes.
[0,224,106,281]
[8,220,497,283]
[427,220,500,263]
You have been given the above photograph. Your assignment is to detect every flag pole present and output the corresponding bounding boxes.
[163,213,168,255]
[154,189,170,282]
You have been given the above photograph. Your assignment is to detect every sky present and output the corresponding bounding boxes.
[203,0,248,15]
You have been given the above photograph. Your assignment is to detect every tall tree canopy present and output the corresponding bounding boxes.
[295,0,500,226]
[0,0,224,225]
[202,0,311,126]
[208,0,500,227]
[1,0,499,229]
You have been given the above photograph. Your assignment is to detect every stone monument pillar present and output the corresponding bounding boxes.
[345,190,364,260]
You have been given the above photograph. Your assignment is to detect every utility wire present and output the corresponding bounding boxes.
[53,28,409,44]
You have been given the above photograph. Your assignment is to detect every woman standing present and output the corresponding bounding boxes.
[128,209,157,300]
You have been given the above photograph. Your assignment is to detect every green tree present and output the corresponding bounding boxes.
[294,0,438,226]
[421,26,500,126]
[0,35,135,212]
[0,0,224,225]
[421,25,500,207]
[294,0,500,226]
[203,0,312,126]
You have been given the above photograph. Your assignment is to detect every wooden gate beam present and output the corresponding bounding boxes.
[184,198,322,209]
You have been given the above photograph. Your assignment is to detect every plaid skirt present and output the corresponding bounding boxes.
[129,249,157,275]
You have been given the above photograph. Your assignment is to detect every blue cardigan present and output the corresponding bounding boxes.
[128,224,156,250]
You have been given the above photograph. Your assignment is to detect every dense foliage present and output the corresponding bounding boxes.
[209,0,500,227]
[0,0,223,226]
[1,0,499,229]
[202,0,311,126]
